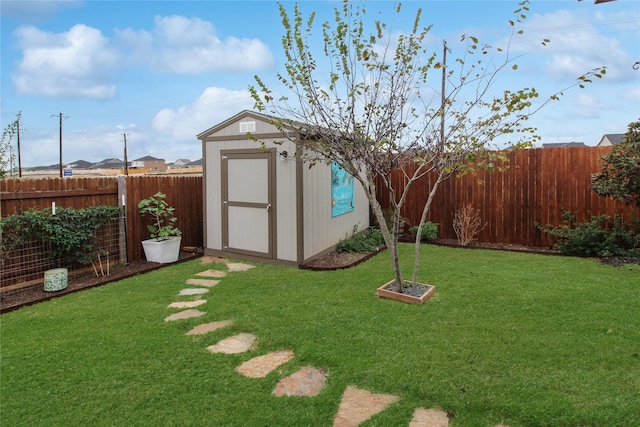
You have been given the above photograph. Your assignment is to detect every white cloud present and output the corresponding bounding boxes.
[152,86,254,141]
[508,10,635,82]
[115,15,275,74]
[12,24,118,99]
[10,15,274,100]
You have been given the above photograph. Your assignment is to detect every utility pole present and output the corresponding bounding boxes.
[58,113,63,177]
[17,117,22,177]
[123,133,129,176]
[51,113,66,177]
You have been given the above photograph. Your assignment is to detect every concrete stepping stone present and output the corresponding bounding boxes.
[333,386,399,427]
[186,279,220,287]
[227,262,254,272]
[196,269,227,278]
[236,350,294,378]
[168,300,207,309]
[179,288,209,296]
[207,333,257,354]
[272,366,326,397]
[199,256,226,265]
[164,309,206,322]
[410,408,449,427]
[186,320,233,336]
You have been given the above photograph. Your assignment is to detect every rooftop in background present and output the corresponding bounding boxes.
[596,134,626,147]
[541,142,586,148]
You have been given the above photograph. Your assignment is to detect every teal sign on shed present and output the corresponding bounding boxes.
[331,163,354,217]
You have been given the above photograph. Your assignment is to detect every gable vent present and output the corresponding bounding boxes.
[239,121,256,133]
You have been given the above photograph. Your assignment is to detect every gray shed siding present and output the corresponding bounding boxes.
[199,110,369,265]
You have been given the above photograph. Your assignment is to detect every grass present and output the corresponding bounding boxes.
[1,244,639,426]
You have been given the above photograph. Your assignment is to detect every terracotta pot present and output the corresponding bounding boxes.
[376,280,435,304]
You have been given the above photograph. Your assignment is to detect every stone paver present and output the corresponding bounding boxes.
[236,350,294,378]
[186,320,233,335]
[207,333,257,354]
[186,278,220,287]
[179,288,209,296]
[164,309,206,322]
[227,262,255,272]
[333,386,399,427]
[168,300,207,309]
[199,256,225,264]
[196,269,227,278]
[272,366,326,397]
[409,408,449,427]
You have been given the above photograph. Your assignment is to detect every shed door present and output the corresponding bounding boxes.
[221,150,275,258]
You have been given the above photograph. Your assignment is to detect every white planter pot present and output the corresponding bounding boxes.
[141,236,182,263]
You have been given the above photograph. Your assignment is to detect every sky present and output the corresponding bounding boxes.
[1,0,639,168]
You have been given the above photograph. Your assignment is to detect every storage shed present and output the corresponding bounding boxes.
[197,110,370,266]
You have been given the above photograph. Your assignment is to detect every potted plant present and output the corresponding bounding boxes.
[138,192,182,263]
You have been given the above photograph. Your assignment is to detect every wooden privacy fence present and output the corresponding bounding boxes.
[376,146,640,248]
[1,175,203,290]
[121,175,203,263]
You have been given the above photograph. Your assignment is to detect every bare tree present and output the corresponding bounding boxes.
[0,112,21,179]
[251,0,604,292]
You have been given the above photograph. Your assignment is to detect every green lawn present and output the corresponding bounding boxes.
[1,244,639,426]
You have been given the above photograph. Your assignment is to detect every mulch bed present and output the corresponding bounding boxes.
[0,251,202,314]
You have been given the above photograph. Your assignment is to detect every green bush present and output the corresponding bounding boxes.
[539,210,640,257]
[337,227,385,253]
[408,221,439,241]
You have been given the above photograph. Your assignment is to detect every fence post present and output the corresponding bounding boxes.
[117,176,129,265]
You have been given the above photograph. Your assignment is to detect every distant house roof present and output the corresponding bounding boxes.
[186,158,202,167]
[174,158,191,165]
[89,158,126,169]
[596,133,625,147]
[65,160,94,169]
[541,142,586,148]
[133,155,164,162]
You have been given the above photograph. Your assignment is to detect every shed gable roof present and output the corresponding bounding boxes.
[197,110,295,140]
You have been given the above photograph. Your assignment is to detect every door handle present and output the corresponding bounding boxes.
[266,204,271,211]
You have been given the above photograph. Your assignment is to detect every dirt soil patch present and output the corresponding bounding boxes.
[299,249,384,271]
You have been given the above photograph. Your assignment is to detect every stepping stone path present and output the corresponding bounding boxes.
[207,333,257,354]
[236,350,294,378]
[226,262,255,272]
[179,288,209,296]
[196,269,227,278]
[410,408,450,427]
[163,256,506,427]
[333,386,399,427]
[164,309,206,322]
[272,366,326,397]
[168,300,207,309]
[186,320,233,336]
[186,279,220,287]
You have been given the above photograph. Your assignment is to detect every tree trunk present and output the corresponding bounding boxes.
[411,173,444,286]
[363,177,404,290]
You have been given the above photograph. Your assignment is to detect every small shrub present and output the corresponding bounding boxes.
[539,209,640,257]
[408,222,439,241]
[453,204,486,246]
[138,192,181,240]
[337,227,385,253]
